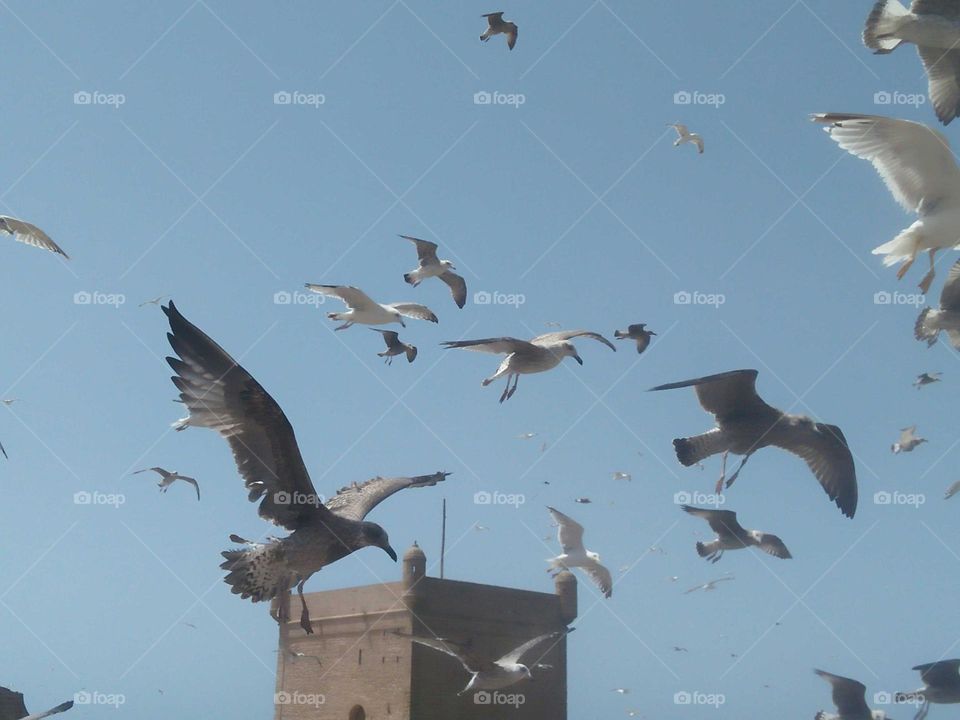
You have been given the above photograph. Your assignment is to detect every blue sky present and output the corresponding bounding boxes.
[3,1,960,717]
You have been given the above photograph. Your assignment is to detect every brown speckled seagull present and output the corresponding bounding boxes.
[480,12,517,50]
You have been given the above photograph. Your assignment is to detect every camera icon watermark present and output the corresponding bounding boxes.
[474,490,525,507]
[674,690,725,707]
[274,290,325,308]
[73,90,126,108]
[473,90,525,108]
[473,290,525,307]
[274,691,325,707]
[74,491,125,508]
[873,90,925,108]
[673,90,725,107]
[873,290,925,307]
[674,290,725,308]
[874,490,925,508]
[274,491,324,508]
[474,691,525,707]
[673,490,725,507]
[73,290,126,307]
[273,90,326,108]
[73,691,125,707]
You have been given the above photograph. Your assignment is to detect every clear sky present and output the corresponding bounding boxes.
[3,1,960,718]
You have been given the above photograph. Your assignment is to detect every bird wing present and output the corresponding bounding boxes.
[0,687,28,720]
[811,113,960,211]
[693,135,704,153]
[671,123,689,137]
[680,505,742,538]
[372,328,400,346]
[914,0,960,16]
[304,284,378,311]
[441,337,535,355]
[399,234,439,264]
[580,557,613,598]
[324,472,449,522]
[547,506,586,553]
[180,476,201,501]
[0,217,68,258]
[498,630,568,666]
[945,479,960,499]
[163,301,330,530]
[531,330,616,351]
[940,259,960,311]
[387,302,438,323]
[0,441,6,459]
[900,425,918,444]
[751,531,792,559]
[409,636,487,673]
[439,271,467,309]
[773,422,858,518]
[484,11,504,24]
[814,669,871,717]
[649,369,774,423]
[506,23,517,50]
[21,701,74,720]
[915,659,960,687]
[917,46,960,125]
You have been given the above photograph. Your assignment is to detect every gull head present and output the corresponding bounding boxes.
[392,310,406,327]
[559,342,583,365]
[361,522,398,561]
[441,259,456,270]
[588,550,601,562]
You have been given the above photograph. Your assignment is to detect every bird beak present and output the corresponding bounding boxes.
[385,544,398,562]
[574,354,583,365]
[399,318,406,328]
[650,331,657,335]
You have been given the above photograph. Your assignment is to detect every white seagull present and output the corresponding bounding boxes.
[812,112,960,294]
[546,506,612,598]
[305,284,438,330]
[680,505,792,563]
[863,0,960,125]
[669,123,704,154]
[134,466,200,500]
[0,687,73,720]
[400,235,467,309]
[370,329,417,365]
[917,259,960,348]
[480,12,517,50]
[0,216,68,258]
[442,330,616,402]
[891,425,926,453]
[814,669,889,720]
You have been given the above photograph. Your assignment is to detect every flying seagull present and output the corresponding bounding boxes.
[370,329,417,365]
[669,123,704,154]
[0,216,68,258]
[400,235,466,309]
[614,324,656,354]
[945,479,960,499]
[134,466,200,500]
[863,0,960,125]
[442,330,616,402]
[683,575,734,594]
[680,505,792,563]
[480,12,517,50]
[1,398,21,406]
[304,284,438,330]
[649,369,858,518]
[812,112,960,294]
[813,669,888,720]
[139,295,169,308]
[896,659,960,719]
[0,687,73,720]
[546,506,612,598]
[916,259,960,348]
[403,629,568,695]
[914,372,942,388]
[612,471,632,481]
[162,301,447,633]
[891,425,926,453]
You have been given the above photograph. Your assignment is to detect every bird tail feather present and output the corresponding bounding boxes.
[674,431,726,466]
[872,226,920,265]
[695,540,719,558]
[220,541,292,603]
[405,344,418,363]
[915,307,940,347]
[863,0,909,53]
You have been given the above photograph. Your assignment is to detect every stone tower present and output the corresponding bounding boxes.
[272,543,577,719]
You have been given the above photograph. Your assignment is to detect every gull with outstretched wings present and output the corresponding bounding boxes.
[649,369,858,518]
[814,669,888,720]
[680,505,791,563]
[897,658,960,718]
[669,123,704,154]
[0,687,73,720]
[914,372,942,388]
[162,301,447,634]
[0,216,68,259]
[891,425,926,453]
[134,466,200,500]
[917,259,960,348]
[400,235,466,309]
[812,112,960,294]
[683,575,734,594]
[546,506,612,598]
[371,328,417,365]
[305,284,438,330]
[403,628,569,694]
[480,12,517,50]
[614,323,656,354]
[443,330,615,402]
[863,0,960,125]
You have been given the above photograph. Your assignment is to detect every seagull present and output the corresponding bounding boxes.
[139,295,169,308]
[862,0,960,125]
[812,112,960,294]
[304,284,438,330]
[612,688,631,695]
[669,123,704,154]
[0,687,73,720]
[574,497,592,504]
[897,659,960,719]
[914,372,942,388]
[680,505,792,563]
[892,425,927,453]
[1,398,21,406]
[370,329,417,365]
[480,12,517,50]
[162,301,448,634]
[814,669,889,720]
[516,432,538,440]
[0,216,68,258]
[612,471,632,481]
[134,466,200,500]
[945,479,960,499]
[683,575,734,594]
[403,629,568,695]
[649,369,858,518]
[614,324,656,354]
[546,506,612,598]
[442,330,616,402]
[916,259,960,348]
[400,235,466,309]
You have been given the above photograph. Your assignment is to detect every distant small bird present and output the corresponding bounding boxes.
[891,425,926,454]
[669,123,704,154]
[612,688,630,695]
[813,669,888,720]
[134,466,200,500]
[0,686,74,720]
[574,497,592,504]
[896,658,960,717]
[516,432,538,440]
[680,505,792,563]
[371,329,417,365]
[0,216,68,258]
[614,324,656,354]
[546,506,612,598]
[916,259,960,348]
[400,235,466,309]
[611,471,632,481]
[683,575,734,594]
[480,12,517,50]
[945,479,960,500]
[673,646,688,652]
[0,440,6,459]
[914,372,942,389]
[139,295,169,308]
[1,398,21,406]
[473,523,489,532]
[304,284,438,330]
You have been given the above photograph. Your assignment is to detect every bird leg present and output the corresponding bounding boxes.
[725,452,752,489]
[896,256,915,281]
[273,590,290,625]
[334,321,353,331]
[297,579,313,635]
[918,249,937,295]
[715,451,728,495]
[505,374,520,401]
